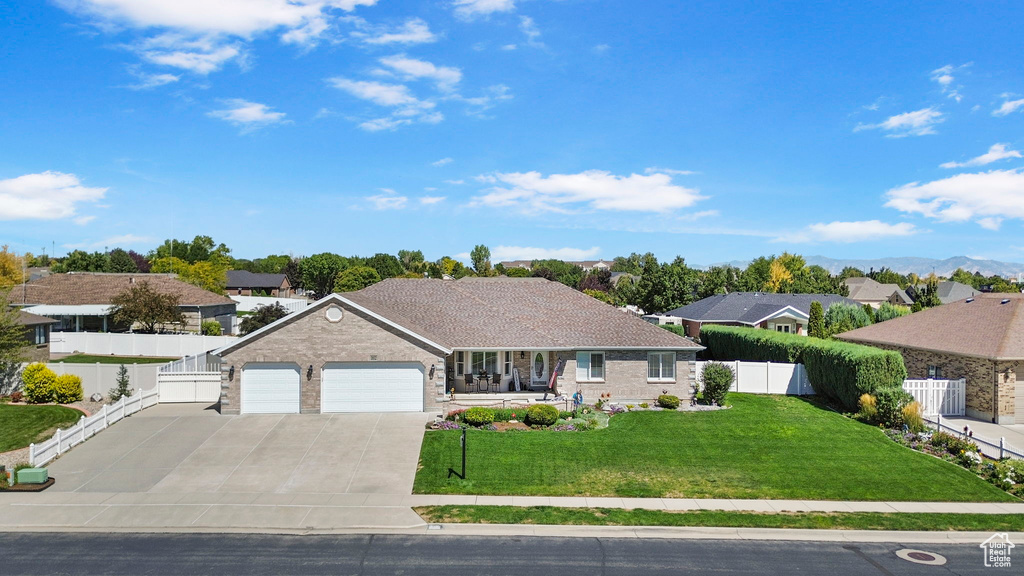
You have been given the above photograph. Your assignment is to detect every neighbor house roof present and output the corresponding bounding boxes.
[226,270,289,290]
[665,292,860,324]
[15,310,58,326]
[844,277,912,304]
[914,281,979,305]
[216,277,702,355]
[9,273,234,307]
[836,292,1024,360]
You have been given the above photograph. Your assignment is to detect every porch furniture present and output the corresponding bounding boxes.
[477,373,490,393]
[464,373,473,393]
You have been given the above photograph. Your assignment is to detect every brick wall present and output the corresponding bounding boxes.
[218,301,448,415]
[557,349,697,403]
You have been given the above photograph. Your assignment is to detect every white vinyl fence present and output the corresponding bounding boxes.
[230,295,308,313]
[50,331,236,357]
[158,372,222,403]
[44,362,161,400]
[929,414,1023,460]
[902,378,966,417]
[696,360,813,395]
[160,352,219,373]
[29,386,160,467]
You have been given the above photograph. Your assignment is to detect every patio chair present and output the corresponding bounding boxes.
[477,373,490,393]
[464,373,473,393]
[490,373,502,392]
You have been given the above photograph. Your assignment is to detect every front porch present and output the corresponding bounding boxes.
[446,349,561,395]
[447,391,576,413]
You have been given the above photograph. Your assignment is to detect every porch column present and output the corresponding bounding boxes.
[102,316,108,332]
[75,315,81,332]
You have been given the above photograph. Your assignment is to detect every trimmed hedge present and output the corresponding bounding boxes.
[526,404,559,426]
[700,325,907,411]
[464,407,495,426]
[659,325,687,337]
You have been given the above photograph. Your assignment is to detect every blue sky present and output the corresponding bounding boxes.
[3,0,1024,265]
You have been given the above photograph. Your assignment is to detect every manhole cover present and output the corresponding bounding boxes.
[896,549,947,566]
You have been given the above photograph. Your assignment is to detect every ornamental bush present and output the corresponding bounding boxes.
[21,363,57,404]
[874,387,912,428]
[701,362,734,406]
[856,393,878,423]
[657,394,680,409]
[52,374,84,404]
[526,404,559,426]
[901,401,925,433]
[200,320,222,335]
[463,407,495,427]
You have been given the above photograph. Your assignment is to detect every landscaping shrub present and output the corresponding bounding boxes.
[21,363,57,404]
[526,404,559,426]
[856,393,878,423]
[9,391,22,403]
[464,407,495,427]
[901,401,925,433]
[930,431,979,456]
[699,325,810,363]
[52,374,84,404]
[823,302,873,336]
[558,410,575,420]
[875,302,910,323]
[873,387,911,428]
[657,394,680,409]
[660,324,687,337]
[701,362,734,406]
[200,320,222,336]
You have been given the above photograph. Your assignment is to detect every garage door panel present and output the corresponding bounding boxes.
[242,364,300,414]
[322,362,423,413]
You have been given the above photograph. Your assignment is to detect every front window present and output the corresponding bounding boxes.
[775,324,790,333]
[576,351,604,381]
[928,365,943,379]
[34,326,46,345]
[504,351,512,375]
[472,351,498,375]
[648,352,676,381]
[455,351,465,376]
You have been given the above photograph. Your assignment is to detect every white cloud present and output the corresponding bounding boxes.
[128,71,180,89]
[64,233,155,250]
[501,44,517,50]
[432,157,453,167]
[378,55,462,91]
[359,18,437,45]
[993,97,1024,117]
[453,0,516,19]
[645,166,696,176]
[470,170,706,214]
[454,84,514,114]
[776,220,917,243]
[420,196,446,205]
[940,143,1022,169]
[930,63,969,102]
[366,189,407,209]
[444,179,466,185]
[0,171,107,221]
[491,246,602,262]
[854,107,944,137]
[329,78,425,107]
[885,169,1024,230]
[592,44,610,54]
[59,0,380,74]
[207,99,287,130]
[519,15,542,47]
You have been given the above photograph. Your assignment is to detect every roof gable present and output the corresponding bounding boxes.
[667,292,859,324]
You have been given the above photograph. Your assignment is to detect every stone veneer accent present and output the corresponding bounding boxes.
[871,343,1020,424]
[218,301,448,415]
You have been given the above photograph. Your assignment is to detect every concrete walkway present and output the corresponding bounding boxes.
[940,416,1024,459]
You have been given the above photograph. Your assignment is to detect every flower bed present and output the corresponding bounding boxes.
[435,404,611,432]
[886,429,1024,499]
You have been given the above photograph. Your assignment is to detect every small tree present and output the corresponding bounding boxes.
[823,302,872,337]
[239,303,289,335]
[109,364,133,402]
[470,244,491,275]
[702,362,734,406]
[110,281,185,333]
[808,300,826,339]
[333,266,381,292]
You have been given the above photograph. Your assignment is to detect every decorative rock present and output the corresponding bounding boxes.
[90,393,103,402]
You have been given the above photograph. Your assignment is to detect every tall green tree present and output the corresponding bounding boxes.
[283,258,302,289]
[470,244,491,275]
[301,253,348,297]
[53,250,109,273]
[107,248,139,273]
[366,253,404,279]
[0,289,29,395]
[823,302,872,337]
[739,256,773,291]
[698,265,742,298]
[239,303,290,335]
[634,254,670,313]
[109,281,185,333]
[333,266,382,292]
[808,300,826,339]
[398,249,425,273]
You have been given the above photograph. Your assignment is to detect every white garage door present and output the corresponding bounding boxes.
[241,363,300,414]
[321,362,424,413]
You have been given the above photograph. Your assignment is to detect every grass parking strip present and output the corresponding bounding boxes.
[414,505,1024,532]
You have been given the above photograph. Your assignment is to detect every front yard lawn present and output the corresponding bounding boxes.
[58,354,178,364]
[414,394,1015,502]
[0,404,82,452]
[416,506,1024,532]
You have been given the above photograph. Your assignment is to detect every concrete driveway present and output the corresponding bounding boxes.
[47,404,431,496]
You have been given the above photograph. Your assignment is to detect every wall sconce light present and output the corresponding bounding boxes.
[520,351,525,359]
[228,366,235,381]
[429,364,436,379]
[307,365,314,380]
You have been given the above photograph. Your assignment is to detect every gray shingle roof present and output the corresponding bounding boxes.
[845,277,912,304]
[226,270,289,290]
[345,277,701,350]
[914,281,979,305]
[666,292,861,324]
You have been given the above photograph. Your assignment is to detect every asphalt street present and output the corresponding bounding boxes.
[0,533,1002,575]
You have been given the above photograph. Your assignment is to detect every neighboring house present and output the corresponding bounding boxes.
[212,277,702,415]
[643,314,682,326]
[912,280,979,305]
[225,270,292,297]
[15,310,57,362]
[666,292,861,338]
[837,293,1024,424]
[10,273,237,334]
[844,277,912,308]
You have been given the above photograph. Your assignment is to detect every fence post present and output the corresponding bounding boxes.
[101,404,108,429]
[936,413,942,431]
[80,415,86,443]
[1000,437,1006,460]
[29,443,35,466]
[55,428,62,456]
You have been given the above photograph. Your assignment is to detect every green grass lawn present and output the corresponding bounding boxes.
[58,354,178,364]
[414,394,1015,502]
[0,404,83,452]
[416,506,1024,532]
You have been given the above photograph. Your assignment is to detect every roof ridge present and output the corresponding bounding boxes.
[997,297,1024,359]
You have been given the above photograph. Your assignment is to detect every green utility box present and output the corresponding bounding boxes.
[16,468,48,484]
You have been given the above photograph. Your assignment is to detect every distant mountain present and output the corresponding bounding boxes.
[699,256,1024,278]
